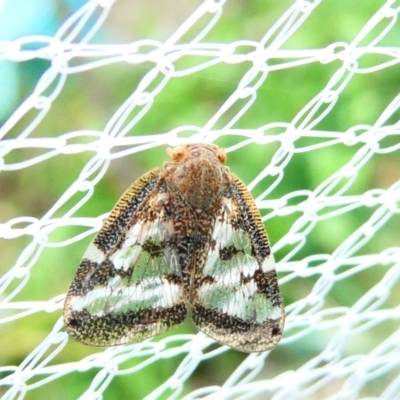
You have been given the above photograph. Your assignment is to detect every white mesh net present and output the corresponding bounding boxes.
[1,0,400,399]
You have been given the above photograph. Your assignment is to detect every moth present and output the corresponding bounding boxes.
[63,143,285,352]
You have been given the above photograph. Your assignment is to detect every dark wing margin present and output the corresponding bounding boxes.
[192,173,285,353]
[63,168,187,346]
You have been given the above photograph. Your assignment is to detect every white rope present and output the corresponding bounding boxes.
[1,0,400,399]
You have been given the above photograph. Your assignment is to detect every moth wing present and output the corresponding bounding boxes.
[63,169,187,346]
[192,174,285,352]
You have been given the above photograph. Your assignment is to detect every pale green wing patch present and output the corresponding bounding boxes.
[64,178,187,346]
[192,183,285,353]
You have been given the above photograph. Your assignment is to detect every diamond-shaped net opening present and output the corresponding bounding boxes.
[1,1,400,399]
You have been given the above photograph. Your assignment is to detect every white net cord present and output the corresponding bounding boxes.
[1,0,400,399]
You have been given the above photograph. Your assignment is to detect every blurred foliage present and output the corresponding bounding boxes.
[1,0,400,399]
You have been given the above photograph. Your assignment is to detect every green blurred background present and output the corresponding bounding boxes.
[1,0,400,398]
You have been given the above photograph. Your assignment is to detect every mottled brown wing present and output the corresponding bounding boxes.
[191,174,285,353]
[63,168,187,346]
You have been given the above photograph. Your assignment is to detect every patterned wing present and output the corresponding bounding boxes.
[63,169,187,346]
[191,174,285,353]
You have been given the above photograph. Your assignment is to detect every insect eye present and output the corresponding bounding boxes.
[166,145,186,161]
[217,149,227,164]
